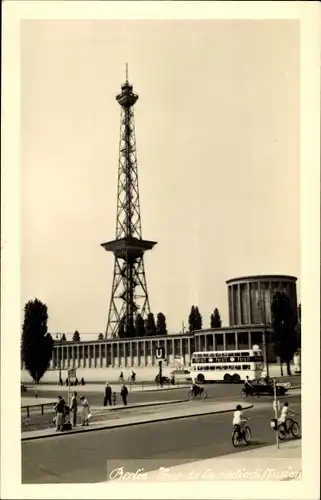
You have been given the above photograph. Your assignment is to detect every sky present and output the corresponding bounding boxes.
[20,19,300,339]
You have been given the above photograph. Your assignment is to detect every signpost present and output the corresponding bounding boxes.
[67,368,76,406]
[273,378,279,449]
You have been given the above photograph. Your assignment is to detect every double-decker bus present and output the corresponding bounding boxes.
[190,347,264,383]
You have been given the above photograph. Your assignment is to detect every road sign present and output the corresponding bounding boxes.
[155,347,165,360]
[68,368,76,379]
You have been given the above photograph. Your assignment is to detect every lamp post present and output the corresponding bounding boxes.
[56,333,62,384]
[257,293,270,378]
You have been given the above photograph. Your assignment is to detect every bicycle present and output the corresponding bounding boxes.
[188,387,207,400]
[277,417,300,441]
[232,420,251,447]
[241,387,260,399]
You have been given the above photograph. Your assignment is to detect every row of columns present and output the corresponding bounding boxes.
[197,331,259,352]
[50,337,190,370]
[229,280,297,327]
[229,282,273,326]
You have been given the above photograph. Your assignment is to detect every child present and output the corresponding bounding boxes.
[233,404,248,432]
[278,402,295,431]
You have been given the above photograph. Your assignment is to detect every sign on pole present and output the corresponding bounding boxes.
[68,368,76,379]
[155,347,165,360]
[273,378,279,449]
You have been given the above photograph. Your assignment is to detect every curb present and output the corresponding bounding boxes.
[107,399,187,411]
[21,404,253,442]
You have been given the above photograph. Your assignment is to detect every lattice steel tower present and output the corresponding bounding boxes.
[101,66,157,338]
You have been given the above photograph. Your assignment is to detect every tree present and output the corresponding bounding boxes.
[194,307,202,330]
[97,333,104,341]
[21,298,54,383]
[135,313,146,337]
[189,306,196,332]
[210,308,222,328]
[156,312,167,335]
[61,333,67,342]
[73,330,81,342]
[118,317,126,338]
[188,305,202,332]
[271,291,298,376]
[145,313,157,336]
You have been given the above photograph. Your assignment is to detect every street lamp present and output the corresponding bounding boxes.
[257,294,270,378]
[56,333,62,384]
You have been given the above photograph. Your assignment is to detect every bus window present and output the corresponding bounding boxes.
[235,365,241,369]
[242,364,250,370]
[241,352,250,356]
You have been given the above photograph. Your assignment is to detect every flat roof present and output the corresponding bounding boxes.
[226,274,297,284]
[52,326,272,346]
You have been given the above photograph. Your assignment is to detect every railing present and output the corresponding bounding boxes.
[128,379,190,391]
[21,403,54,418]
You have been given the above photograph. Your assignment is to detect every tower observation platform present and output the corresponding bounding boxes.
[101,67,157,338]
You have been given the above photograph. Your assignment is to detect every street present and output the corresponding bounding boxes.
[22,376,300,407]
[22,395,301,483]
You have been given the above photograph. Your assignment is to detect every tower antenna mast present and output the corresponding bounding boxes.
[101,73,157,338]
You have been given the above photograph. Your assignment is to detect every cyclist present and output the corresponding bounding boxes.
[244,376,254,396]
[278,402,296,431]
[232,404,248,433]
[190,379,201,395]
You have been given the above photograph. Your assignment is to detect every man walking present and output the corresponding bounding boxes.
[70,391,78,427]
[54,396,66,431]
[104,383,112,406]
[121,384,128,406]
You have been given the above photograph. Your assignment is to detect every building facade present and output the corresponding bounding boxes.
[226,275,298,326]
[36,325,272,371]
[21,275,298,371]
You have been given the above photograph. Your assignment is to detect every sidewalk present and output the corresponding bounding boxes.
[21,400,253,441]
[110,439,301,483]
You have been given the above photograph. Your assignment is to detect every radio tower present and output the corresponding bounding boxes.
[101,65,157,338]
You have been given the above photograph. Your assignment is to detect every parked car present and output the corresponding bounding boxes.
[170,369,192,384]
[241,378,289,398]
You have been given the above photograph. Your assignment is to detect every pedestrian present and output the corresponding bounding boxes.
[104,382,112,406]
[80,396,91,426]
[81,377,85,386]
[54,396,66,431]
[120,384,128,406]
[70,391,78,427]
